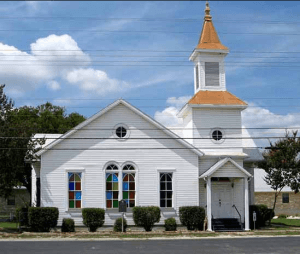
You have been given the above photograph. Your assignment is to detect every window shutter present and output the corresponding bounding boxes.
[205,62,219,86]
[195,65,199,89]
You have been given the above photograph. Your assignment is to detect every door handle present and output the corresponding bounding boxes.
[219,199,221,207]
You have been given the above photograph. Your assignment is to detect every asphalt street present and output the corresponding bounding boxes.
[1,237,300,254]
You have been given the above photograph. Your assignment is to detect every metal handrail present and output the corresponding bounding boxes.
[232,204,243,230]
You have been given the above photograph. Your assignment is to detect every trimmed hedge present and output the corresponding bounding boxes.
[132,206,161,231]
[82,208,105,232]
[28,207,59,232]
[249,204,274,229]
[16,207,29,227]
[61,218,75,232]
[179,206,205,230]
[278,214,288,219]
[164,218,177,231]
[114,217,128,232]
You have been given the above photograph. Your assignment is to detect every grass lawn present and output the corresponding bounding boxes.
[0,222,18,229]
[271,218,300,227]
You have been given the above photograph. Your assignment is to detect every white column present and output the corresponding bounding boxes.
[206,177,212,231]
[244,177,250,231]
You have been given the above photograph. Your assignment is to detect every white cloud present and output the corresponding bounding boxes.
[65,68,130,95]
[166,96,191,108]
[47,80,61,91]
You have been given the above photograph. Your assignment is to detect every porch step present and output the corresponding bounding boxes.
[212,218,243,232]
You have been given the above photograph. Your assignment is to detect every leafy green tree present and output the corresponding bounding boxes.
[258,131,300,218]
[0,85,86,198]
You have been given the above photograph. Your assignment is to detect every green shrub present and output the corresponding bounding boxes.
[278,214,288,219]
[16,207,29,227]
[114,217,128,232]
[164,218,177,231]
[249,204,271,229]
[132,206,161,231]
[179,206,205,230]
[61,218,75,232]
[28,207,59,232]
[82,208,105,232]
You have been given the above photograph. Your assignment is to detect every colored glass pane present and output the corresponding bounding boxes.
[76,201,81,208]
[77,173,81,178]
[113,174,118,182]
[107,200,112,208]
[75,174,80,181]
[68,173,73,179]
[113,200,118,208]
[125,200,129,206]
[123,191,128,199]
[123,182,129,191]
[107,174,112,182]
[129,191,135,199]
[129,200,135,207]
[75,182,81,190]
[123,174,128,181]
[129,175,134,181]
[113,182,118,190]
[113,191,118,199]
[69,174,75,181]
[129,182,135,190]
[106,191,112,200]
[106,182,112,190]
[69,192,74,199]
[75,191,81,200]
[69,182,75,191]
[69,200,74,208]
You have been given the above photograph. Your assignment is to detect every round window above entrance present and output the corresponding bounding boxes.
[114,124,130,140]
[210,128,225,143]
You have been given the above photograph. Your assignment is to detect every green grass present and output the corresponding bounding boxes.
[0,222,18,229]
[271,218,300,227]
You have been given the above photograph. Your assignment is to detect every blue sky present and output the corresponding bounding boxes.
[1,1,300,144]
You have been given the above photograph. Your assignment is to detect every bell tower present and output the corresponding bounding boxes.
[190,2,229,93]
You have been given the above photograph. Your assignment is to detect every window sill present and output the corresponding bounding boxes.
[160,207,176,218]
[67,209,82,216]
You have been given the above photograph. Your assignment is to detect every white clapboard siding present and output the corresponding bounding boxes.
[192,108,243,153]
[199,179,207,208]
[40,104,199,226]
[212,162,246,178]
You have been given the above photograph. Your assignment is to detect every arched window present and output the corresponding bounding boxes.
[106,164,119,208]
[122,164,135,207]
[68,172,82,208]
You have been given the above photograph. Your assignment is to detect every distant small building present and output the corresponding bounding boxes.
[254,168,300,216]
[0,187,30,214]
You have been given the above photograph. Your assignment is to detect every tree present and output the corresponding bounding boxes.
[0,85,86,198]
[258,131,300,218]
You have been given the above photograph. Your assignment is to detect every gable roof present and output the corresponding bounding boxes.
[199,157,252,178]
[36,99,204,157]
[188,91,247,106]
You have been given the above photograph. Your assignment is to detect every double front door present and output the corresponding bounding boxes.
[212,182,233,218]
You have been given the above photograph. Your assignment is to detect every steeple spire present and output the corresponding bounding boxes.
[196,2,228,50]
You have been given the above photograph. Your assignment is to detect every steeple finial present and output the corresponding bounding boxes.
[204,1,212,21]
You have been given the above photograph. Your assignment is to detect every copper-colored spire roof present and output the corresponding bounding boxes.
[196,2,228,50]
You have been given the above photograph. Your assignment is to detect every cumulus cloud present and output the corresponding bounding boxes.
[65,68,131,95]
[154,96,191,127]
[0,34,90,94]
[47,80,61,91]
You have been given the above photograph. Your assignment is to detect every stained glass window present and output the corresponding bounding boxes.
[160,173,172,208]
[106,173,119,208]
[122,173,135,207]
[68,172,82,209]
[106,164,118,170]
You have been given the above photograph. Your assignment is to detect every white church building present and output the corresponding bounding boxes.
[31,3,261,231]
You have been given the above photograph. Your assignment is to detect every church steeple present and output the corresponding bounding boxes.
[190,2,229,93]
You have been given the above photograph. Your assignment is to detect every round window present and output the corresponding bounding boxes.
[212,130,223,141]
[115,126,127,138]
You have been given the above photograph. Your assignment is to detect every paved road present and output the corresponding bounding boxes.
[1,237,300,254]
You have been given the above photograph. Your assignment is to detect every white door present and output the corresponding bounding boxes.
[212,182,233,218]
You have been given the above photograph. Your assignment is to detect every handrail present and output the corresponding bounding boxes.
[232,204,243,230]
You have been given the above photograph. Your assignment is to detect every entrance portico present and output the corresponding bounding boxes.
[200,158,252,231]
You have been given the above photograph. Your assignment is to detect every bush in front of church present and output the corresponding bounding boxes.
[132,206,161,231]
[179,206,205,230]
[82,208,105,232]
[164,217,177,231]
[114,217,128,232]
[28,207,59,232]
[61,218,75,232]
